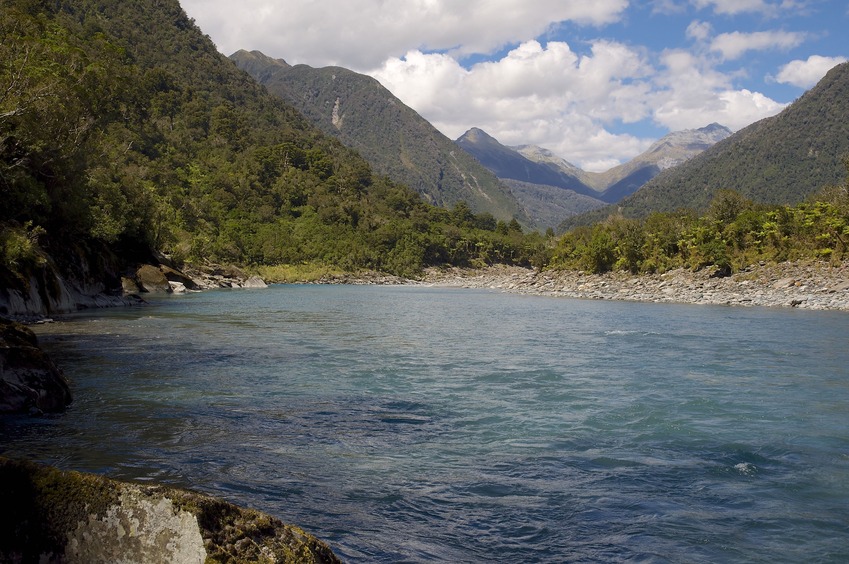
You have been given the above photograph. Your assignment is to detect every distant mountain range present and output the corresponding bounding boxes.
[457,124,731,228]
[230,50,525,223]
[456,128,600,200]
[565,61,849,229]
[232,49,847,233]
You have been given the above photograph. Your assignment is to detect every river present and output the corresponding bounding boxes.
[3,285,848,562]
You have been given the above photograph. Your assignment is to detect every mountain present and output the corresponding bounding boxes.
[565,62,849,228]
[456,124,730,229]
[456,128,599,199]
[230,50,524,222]
[499,179,608,230]
[514,123,732,202]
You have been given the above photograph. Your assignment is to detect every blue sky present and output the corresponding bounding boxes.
[182,0,848,171]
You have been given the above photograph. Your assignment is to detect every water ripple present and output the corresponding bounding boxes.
[5,286,849,562]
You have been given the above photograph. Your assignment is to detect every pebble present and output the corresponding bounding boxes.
[415,261,849,311]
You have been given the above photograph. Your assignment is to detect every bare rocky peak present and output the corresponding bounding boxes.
[512,144,585,177]
[515,123,732,177]
[643,123,732,170]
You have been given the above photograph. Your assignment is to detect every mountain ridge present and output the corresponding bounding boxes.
[230,49,526,222]
[457,124,731,228]
[456,127,599,198]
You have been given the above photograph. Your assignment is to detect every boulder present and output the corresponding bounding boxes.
[831,280,849,292]
[159,265,201,291]
[169,281,188,293]
[135,265,172,293]
[0,318,72,414]
[211,265,247,280]
[242,275,268,289]
[0,458,341,563]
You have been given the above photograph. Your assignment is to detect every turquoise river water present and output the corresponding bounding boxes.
[2,285,849,562]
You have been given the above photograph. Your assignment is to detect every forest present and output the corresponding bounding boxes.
[0,0,546,285]
[2,0,848,290]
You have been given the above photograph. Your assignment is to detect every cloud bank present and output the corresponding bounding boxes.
[182,0,846,171]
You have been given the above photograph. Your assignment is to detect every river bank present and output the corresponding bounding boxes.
[414,261,849,310]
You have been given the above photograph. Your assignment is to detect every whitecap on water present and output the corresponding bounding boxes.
[734,462,757,476]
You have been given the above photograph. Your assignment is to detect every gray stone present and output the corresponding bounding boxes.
[417,263,849,310]
[159,265,202,291]
[121,276,141,295]
[242,275,268,289]
[772,277,797,289]
[65,489,205,564]
[169,281,188,293]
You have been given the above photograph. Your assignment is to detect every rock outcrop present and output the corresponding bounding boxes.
[0,458,341,563]
[0,261,139,320]
[179,264,269,290]
[160,265,202,291]
[243,275,269,289]
[0,319,71,414]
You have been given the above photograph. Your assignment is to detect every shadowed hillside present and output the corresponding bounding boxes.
[230,50,526,222]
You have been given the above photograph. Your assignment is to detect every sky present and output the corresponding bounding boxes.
[181,1,848,172]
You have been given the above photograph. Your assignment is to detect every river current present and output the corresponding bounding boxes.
[3,285,849,562]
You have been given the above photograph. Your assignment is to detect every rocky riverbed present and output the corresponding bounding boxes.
[416,261,849,311]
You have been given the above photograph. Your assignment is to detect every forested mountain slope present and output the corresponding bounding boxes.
[230,50,525,222]
[1,0,546,291]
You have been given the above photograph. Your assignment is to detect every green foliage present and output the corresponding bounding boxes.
[1,0,548,280]
[549,174,849,275]
[1,222,46,272]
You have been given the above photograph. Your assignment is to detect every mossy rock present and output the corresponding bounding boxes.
[0,458,342,563]
[135,265,173,293]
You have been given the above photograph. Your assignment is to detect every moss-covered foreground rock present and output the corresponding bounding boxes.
[0,458,342,563]
[0,319,71,414]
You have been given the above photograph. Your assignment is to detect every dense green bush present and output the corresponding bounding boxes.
[548,161,849,274]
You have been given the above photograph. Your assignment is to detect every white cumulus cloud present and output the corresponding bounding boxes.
[686,20,713,42]
[371,39,656,170]
[652,50,786,131]
[709,30,806,60]
[774,55,848,88]
[181,0,629,70]
[179,0,827,171]
[692,0,775,15]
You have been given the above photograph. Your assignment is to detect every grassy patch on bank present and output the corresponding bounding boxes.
[253,263,349,283]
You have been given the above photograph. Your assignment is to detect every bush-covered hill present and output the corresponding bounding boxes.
[230,50,525,223]
[1,0,546,285]
[563,62,849,230]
